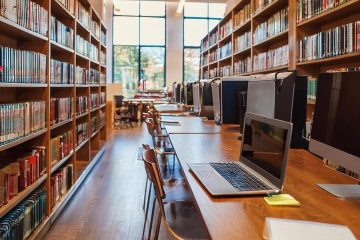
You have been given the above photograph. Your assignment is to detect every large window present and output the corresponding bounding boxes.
[113,1,166,97]
[183,3,226,83]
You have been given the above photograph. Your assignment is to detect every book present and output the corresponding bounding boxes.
[76,122,88,145]
[101,30,106,45]
[89,68,99,84]
[234,3,251,29]
[220,19,232,39]
[90,93,100,110]
[253,45,289,71]
[90,18,100,39]
[57,0,75,15]
[100,110,106,127]
[51,164,73,208]
[50,130,73,166]
[76,35,90,57]
[89,43,99,62]
[100,72,106,84]
[91,115,99,134]
[76,96,88,115]
[76,66,89,85]
[254,0,276,13]
[234,31,251,53]
[100,92,106,105]
[234,56,252,74]
[50,97,73,125]
[219,65,232,77]
[76,1,90,29]
[100,50,106,65]
[50,16,74,49]
[50,59,74,84]
[219,42,232,60]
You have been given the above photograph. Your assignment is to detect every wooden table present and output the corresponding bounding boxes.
[123,98,169,104]
[168,125,360,240]
[154,104,187,113]
[161,116,221,134]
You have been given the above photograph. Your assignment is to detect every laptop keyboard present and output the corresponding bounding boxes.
[210,162,272,191]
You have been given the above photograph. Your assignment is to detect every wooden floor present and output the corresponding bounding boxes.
[44,124,154,240]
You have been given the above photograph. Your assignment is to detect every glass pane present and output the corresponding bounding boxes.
[140,47,165,90]
[140,17,165,45]
[209,3,226,18]
[209,19,220,33]
[184,48,200,83]
[184,19,208,47]
[113,17,139,45]
[184,2,208,17]
[113,46,139,97]
[140,1,165,16]
[114,1,139,16]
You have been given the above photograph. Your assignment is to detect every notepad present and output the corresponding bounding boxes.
[263,218,356,240]
[264,194,300,206]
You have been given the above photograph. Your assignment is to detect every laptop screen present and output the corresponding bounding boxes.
[241,118,288,180]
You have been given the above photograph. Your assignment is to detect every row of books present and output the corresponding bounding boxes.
[234,31,251,53]
[307,78,317,101]
[220,20,232,39]
[297,0,351,23]
[100,110,105,127]
[209,68,218,78]
[0,147,46,206]
[0,46,47,84]
[100,51,106,65]
[76,96,88,115]
[89,43,99,62]
[209,50,218,63]
[76,122,88,146]
[0,101,46,145]
[101,30,106,45]
[90,93,100,109]
[201,39,208,52]
[203,70,209,79]
[234,56,252,75]
[253,7,288,44]
[0,188,46,239]
[91,115,99,134]
[90,19,100,39]
[253,44,289,71]
[76,66,88,85]
[201,53,209,66]
[100,72,106,84]
[57,0,74,15]
[75,35,90,58]
[254,0,276,13]
[0,0,48,36]
[90,68,99,84]
[233,3,251,28]
[50,16,74,49]
[76,1,90,29]
[219,42,232,60]
[298,21,360,62]
[50,130,73,166]
[100,92,105,105]
[209,30,219,47]
[50,97,73,125]
[50,59,74,84]
[219,65,232,77]
[51,164,73,209]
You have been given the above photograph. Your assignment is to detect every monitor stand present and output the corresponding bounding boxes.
[317,184,360,199]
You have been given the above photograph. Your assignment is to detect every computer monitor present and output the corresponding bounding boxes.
[309,72,360,198]
[184,82,194,105]
[193,79,215,119]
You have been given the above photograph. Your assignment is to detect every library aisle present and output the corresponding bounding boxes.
[44,126,150,239]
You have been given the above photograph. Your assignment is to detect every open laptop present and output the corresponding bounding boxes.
[189,112,293,196]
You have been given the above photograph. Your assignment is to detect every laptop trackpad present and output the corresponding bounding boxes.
[197,171,214,179]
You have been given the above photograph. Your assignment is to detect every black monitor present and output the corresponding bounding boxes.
[184,82,194,105]
[193,79,215,119]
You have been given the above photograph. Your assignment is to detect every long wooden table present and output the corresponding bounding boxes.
[154,104,187,113]
[161,116,221,134]
[167,124,360,239]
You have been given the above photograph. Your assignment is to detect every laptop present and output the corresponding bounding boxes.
[189,112,293,196]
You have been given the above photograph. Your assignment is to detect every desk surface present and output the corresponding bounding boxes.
[154,104,187,113]
[161,116,221,134]
[123,98,169,103]
[169,126,360,240]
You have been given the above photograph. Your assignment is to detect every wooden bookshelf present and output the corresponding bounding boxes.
[0,0,108,238]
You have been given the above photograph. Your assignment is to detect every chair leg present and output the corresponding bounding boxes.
[147,197,157,240]
[154,210,162,240]
[143,178,149,210]
[142,186,152,240]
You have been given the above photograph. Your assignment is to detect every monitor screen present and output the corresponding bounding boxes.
[242,118,288,180]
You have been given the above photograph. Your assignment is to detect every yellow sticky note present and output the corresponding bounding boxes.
[264,194,300,206]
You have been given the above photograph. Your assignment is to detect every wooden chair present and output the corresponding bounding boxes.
[142,149,209,240]
[113,95,132,128]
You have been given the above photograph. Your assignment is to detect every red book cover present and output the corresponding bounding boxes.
[28,155,37,184]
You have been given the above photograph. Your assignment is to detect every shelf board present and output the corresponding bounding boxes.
[233,47,251,57]
[52,0,76,20]
[208,42,218,51]
[208,60,219,66]
[90,32,100,43]
[91,130,99,138]
[251,65,289,74]
[296,51,360,66]
[91,107,100,113]
[76,52,91,62]
[253,30,288,48]
[0,83,47,88]
[50,118,73,131]
[201,64,209,68]
[252,0,287,19]
[0,174,47,219]
[100,84,106,87]
[219,55,232,62]
[219,33,232,44]
[28,217,50,240]
[233,19,251,34]
[100,104,106,109]
[51,151,74,174]
[76,19,90,33]
[90,84,100,87]
[100,124,106,130]
[51,40,75,54]
[90,59,100,65]
[0,128,47,152]
[0,16,48,41]
[297,0,360,29]
[76,84,89,88]
[76,112,89,119]
[50,84,74,88]
[101,42,107,49]
[75,138,89,152]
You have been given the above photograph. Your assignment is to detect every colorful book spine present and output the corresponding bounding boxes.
[234,31,251,53]
[76,66,89,85]
[75,35,90,57]
[234,56,252,74]
[51,164,73,208]
[253,45,289,71]
[91,115,99,134]
[253,0,276,13]
[50,59,74,84]
[90,93,100,110]
[100,51,106,65]
[233,3,251,28]
[76,96,88,115]
[90,68,99,84]
[101,30,106,45]
[90,19,100,39]
[219,42,232,60]
[76,122,88,145]
[50,97,73,125]
[76,1,90,29]
[50,130,73,166]
[57,0,75,14]
[220,20,232,39]
[100,92,105,105]
[50,16,74,49]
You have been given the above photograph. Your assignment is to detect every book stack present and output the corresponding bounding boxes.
[50,59,74,84]
[100,72,106,84]
[57,0,74,14]
[220,20,232,39]
[90,19,100,39]
[50,130,73,166]
[0,46,47,84]
[100,51,106,65]
[234,31,251,53]
[90,93,100,110]
[209,50,218,63]
[219,42,232,60]
[76,1,90,29]
[0,188,47,239]
[298,21,360,62]
[75,35,90,57]
[100,92,105,105]
[101,30,106,46]
[51,164,73,208]
[209,30,219,47]
[76,66,89,85]
[254,7,288,44]
[50,16,74,49]
[297,0,351,23]
[89,43,99,62]
[234,56,252,74]
[201,54,208,66]
[201,38,208,52]
[253,45,289,71]
[76,96,88,115]
[203,70,209,79]
[50,97,73,125]
[307,78,317,101]
[100,110,105,127]
[90,68,99,84]
[0,1,48,36]
[219,65,232,77]
[254,0,276,13]
[0,101,46,145]
[233,3,251,28]
[209,68,218,78]
[76,122,88,145]
[91,115,99,134]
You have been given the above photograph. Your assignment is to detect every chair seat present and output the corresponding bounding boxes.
[164,201,209,240]
[163,179,192,203]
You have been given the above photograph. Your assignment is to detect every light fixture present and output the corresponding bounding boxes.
[176,0,186,16]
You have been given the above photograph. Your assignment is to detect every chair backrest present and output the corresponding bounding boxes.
[142,149,166,201]
[142,144,151,150]
[144,118,155,138]
[114,95,124,108]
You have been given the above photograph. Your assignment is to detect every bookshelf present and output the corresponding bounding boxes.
[0,0,108,238]
[200,0,360,120]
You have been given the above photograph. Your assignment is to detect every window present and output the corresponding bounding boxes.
[183,3,226,83]
[113,1,166,97]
